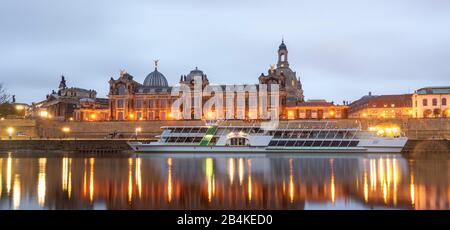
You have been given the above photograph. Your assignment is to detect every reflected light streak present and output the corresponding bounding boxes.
[38,158,47,207]
[7,156,12,194]
[12,174,20,210]
[386,158,391,189]
[238,158,244,185]
[68,159,72,199]
[168,158,172,203]
[83,159,87,197]
[62,158,68,192]
[289,159,294,203]
[206,158,214,202]
[248,159,252,201]
[0,159,2,198]
[393,159,398,205]
[128,158,133,204]
[228,158,235,184]
[363,158,368,203]
[370,159,376,191]
[136,158,142,198]
[379,158,384,187]
[410,171,415,207]
[89,158,94,203]
[330,159,335,204]
[364,172,369,203]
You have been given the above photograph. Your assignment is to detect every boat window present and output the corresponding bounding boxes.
[312,141,322,147]
[229,137,247,146]
[339,141,350,147]
[295,141,305,146]
[335,131,344,139]
[277,140,287,146]
[330,141,340,147]
[274,131,282,138]
[304,141,313,147]
[286,141,295,146]
[326,131,337,139]
[317,132,327,138]
[268,141,277,146]
[349,141,359,147]
[322,141,332,147]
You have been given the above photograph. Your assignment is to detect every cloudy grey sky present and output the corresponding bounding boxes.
[1,0,449,104]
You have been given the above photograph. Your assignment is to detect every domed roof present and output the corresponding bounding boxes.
[279,39,287,50]
[143,67,168,88]
[185,67,207,82]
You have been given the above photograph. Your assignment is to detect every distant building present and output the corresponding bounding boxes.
[108,41,306,120]
[285,100,348,119]
[74,98,109,121]
[108,65,175,121]
[348,93,413,119]
[33,76,108,121]
[412,87,450,118]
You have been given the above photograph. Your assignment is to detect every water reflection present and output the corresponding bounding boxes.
[0,152,449,210]
[37,158,46,207]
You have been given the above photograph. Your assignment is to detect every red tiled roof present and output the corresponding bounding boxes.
[296,101,334,107]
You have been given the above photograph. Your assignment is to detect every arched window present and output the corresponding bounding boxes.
[442,98,447,106]
[432,98,438,106]
[117,84,126,95]
[422,99,428,106]
[281,54,285,62]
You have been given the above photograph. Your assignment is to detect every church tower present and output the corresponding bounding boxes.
[258,40,305,106]
[277,39,289,68]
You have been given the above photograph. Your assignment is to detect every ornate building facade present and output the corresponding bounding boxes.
[412,87,450,118]
[33,76,108,121]
[108,63,176,121]
[108,41,307,121]
[348,93,413,119]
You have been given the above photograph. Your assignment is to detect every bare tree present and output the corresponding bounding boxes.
[0,83,11,103]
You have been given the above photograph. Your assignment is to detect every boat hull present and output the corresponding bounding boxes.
[127,142,406,153]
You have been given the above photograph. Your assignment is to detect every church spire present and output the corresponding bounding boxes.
[277,39,289,68]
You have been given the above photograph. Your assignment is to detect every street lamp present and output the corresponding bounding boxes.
[39,110,48,118]
[62,127,70,139]
[7,127,14,140]
[135,127,142,140]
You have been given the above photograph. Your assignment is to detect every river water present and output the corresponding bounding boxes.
[0,152,449,210]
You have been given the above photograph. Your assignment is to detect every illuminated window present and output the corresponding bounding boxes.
[160,112,166,120]
[117,99,124,108]
[148,111,155,120]
[117,84,126,95]
[135,99,143,108]
[117,112,124,120]
[149,99,155,108]
[160,99,167,108]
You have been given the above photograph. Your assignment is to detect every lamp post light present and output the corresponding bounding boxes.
[135,127,142,140]
[62,127,70,139]
[7,127,14,140]
[39,110,48,118]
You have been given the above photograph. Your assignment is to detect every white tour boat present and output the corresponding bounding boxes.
[128,121,407,153]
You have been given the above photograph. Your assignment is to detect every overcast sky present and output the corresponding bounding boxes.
[1,0,449,104]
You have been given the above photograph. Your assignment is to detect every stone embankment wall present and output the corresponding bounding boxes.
[0,139,137,153]
[0,118,449,140]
